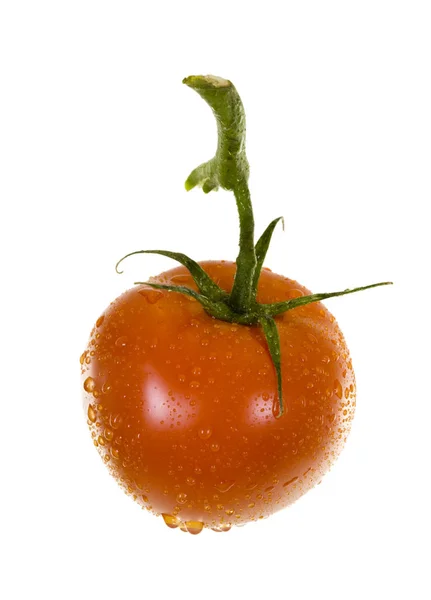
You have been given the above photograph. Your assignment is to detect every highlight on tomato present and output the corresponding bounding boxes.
[81,75,391,534]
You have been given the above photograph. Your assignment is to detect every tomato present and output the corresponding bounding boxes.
[81,74,389,534]
[82,260,355,534]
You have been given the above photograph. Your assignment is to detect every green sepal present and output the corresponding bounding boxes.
[252,216,284,297]
[135,281,247,323]
[259,316,284,418]
[262,281,393,317]
[116,249,227,301]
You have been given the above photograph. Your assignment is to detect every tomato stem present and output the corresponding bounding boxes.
[183,75,257,314]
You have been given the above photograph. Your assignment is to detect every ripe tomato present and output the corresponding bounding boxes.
[82,260,355,534]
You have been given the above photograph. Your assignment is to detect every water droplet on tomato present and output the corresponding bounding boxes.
[214,480,235,493]
[186,477,196,486]
[225,509,234,516]
[102,382,112,394]
[171,274,192,285]
[185,521,204,535]
[334,379,343,399]
[87,404,96,423]
[212,524,231,532]
[210,442,220,452]
[109,413,123,429]
[162,514,180,529]
[80,351,87,365]
[139,289,163,304]
[288,289,304,299]
[248,502,255,508]
[96,315,105,327]
[104,427,114,442]
[83,377,96,393]
[176,492,187,504]
[283,476,298,487]
[198,427,212,440]
[245,481,257,491]
[115,336,128,347]
[272,401,282,418]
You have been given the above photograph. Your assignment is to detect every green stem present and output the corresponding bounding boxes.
[183,75,256,313]
[229,181,256,312]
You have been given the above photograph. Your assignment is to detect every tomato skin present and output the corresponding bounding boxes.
[82,261,355,531]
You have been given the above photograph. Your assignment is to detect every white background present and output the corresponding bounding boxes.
[1,1,430,599]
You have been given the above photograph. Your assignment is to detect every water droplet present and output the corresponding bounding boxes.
[248,502,255,508]
[162,513,180,529]
[139,289,163,304]
[198,427,212,440]
[321,355,331,364]
[334,379,343,399]
[245,481,257,491]
[104,427,114,442]
[185,521,204,535]
[272,401,282,419]
[176,492,187,504]
[80,351,87,365]
[186,477,196,486]
[194,467,202,475]
[83,377,96,393]
[214,480,235,493]
[288,289,304,299]
[103,454,111,463]
[192,366,202,376]
[201,338,210,346]
[171,274,192,285]
[96,315,105,327]
[283,476,298,487]
[210,442,220,452]
[87,404,96,423]
[225,509,234,516]
[190,380,200,389]
[102,382,112,394]
[98,435,105,446]
[212,524,231,532]
[109,413,123,429]
[110,447,119,459]
[115,336,128,347]
[142,495,149,503]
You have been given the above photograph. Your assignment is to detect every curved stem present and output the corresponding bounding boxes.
[183,75,256,314]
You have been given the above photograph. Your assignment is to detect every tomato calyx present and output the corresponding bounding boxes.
[116,74,392,418]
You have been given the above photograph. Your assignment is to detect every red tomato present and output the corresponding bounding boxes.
[82,260,355,534]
